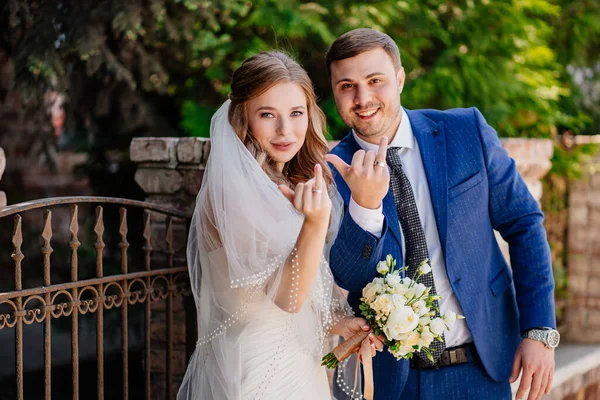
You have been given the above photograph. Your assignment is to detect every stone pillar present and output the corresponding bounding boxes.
[564,138,600,343]
[130,137,210,399]
[0,146,5,207]
[495,138,554,264]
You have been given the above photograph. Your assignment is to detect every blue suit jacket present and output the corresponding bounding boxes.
[328,107,555,399]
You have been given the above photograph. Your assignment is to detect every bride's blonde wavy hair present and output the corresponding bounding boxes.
[228,51,333,188]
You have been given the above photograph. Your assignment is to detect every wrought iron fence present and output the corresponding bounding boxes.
[0,197,195,400]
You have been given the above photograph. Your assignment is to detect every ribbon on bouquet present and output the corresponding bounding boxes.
[360,337,374,400]
[349,337,374,400]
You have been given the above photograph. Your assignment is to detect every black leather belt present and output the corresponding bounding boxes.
[410,343,476,370]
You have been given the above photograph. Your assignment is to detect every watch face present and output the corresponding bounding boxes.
[547,330,560,348]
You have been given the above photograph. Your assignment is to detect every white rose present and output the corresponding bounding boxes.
[412,300,428,316]
[404,331,420,347]
[362,282,383,303]
[391,294,407,308]
[396,344,414,358]
[419,316,431,327]
[373,277,385,285]
[442,310,457,328]
[391,281,408,295]
[419,263,432,275]
[412,283,428,299]
[386,273,401,287]
[376,261,389,275]
[382,306,419,341]
[371,294,394,314]
[417,330,435,347]
[430,317,447,336]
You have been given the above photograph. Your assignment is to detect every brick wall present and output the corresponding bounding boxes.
[564,138,600,344]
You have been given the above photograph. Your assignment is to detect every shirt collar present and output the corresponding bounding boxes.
[352,108,414,152]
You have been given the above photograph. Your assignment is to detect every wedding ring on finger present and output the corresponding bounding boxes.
[374,161,386,168]
[312,188,323,193]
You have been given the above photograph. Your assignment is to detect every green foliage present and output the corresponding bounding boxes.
[181,100,215,138]
[7,0,597,142]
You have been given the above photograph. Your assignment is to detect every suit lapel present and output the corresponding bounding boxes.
[406,109,448,256]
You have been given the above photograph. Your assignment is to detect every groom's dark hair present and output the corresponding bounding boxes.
[325,28,402,79]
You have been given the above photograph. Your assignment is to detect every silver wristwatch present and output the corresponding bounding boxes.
[522,328,560,349]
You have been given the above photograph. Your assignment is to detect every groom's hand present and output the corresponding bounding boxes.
[510,339,555,400]
[324,136,390,210]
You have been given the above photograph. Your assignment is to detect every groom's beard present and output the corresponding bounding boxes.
[345,101,402,140]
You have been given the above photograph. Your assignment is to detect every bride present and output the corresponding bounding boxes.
[177,51,379,400]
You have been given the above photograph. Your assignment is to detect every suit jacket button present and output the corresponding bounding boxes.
[362,245,372,260]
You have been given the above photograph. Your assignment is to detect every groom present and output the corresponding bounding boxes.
[325,29,557,400]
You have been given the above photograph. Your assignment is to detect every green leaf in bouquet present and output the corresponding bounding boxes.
[422,347,434,362]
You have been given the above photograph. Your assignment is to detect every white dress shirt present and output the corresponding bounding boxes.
[349,108,471,347]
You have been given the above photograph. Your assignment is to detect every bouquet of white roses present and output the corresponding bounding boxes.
[322,254,464,368]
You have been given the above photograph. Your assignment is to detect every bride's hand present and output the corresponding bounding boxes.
[330,317,385,357]
[279,164,332,227]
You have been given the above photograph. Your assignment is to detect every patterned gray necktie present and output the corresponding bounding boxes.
[386,147,446,365]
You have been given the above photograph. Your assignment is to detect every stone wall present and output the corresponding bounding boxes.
[130,137,209,399]
[564,136,600,344]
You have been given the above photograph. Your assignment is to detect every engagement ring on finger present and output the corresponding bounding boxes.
[374,161,386,168]
[312,188,323,193]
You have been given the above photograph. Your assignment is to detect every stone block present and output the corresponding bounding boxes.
[591,256,600,277]
[151,314,167,343]
[173,348,187,375]
[591,173,600,189]
[568,228,589,254]
[571,179,590,192]
[151,348,186,376]
[515,160,552,182]
[563,327,600,344]
[130,138,178,163]
[570,206,589,227]
[570,191,589,207]
[589,277,600,296]
[568,254,591,275]
[150,373,166,400]
[135,169,183,194]
[568,274,589,295]
[144,195,195,223]
[152,299,166,312]
[151,348,167,373]
[587,310,600,329]
[589,191,600,209]
[590,209,600,226]
[501,138,553,161]
[590,227,600,250]
[523,179,542,202]
[176,137,210,164]
[565,308,587,329]
[183,170,204,196]
[150,222,187,254]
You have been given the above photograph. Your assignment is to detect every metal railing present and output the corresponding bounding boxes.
[0,197,195,400]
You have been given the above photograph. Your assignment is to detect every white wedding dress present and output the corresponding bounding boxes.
[176,101,359,400]
[239,296,332,399]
